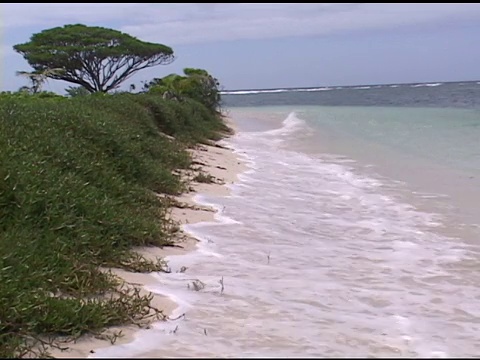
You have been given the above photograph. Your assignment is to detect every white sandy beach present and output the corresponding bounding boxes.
[50,119,246,358]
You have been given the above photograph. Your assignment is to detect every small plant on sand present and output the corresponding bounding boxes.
[116,252,171,273]
[187,279,206,291]
[193,172,216,184]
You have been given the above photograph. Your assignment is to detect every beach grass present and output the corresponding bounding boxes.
[0,92,229,357]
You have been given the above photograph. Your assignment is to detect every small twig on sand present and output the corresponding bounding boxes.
[168,313,186,321]
[214,143,228,149]
[267,252,271,265]
[219,276,224,295]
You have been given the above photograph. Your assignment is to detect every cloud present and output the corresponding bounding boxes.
[120,3,480,45]
[1,3,140,28]
[3,3,480,46]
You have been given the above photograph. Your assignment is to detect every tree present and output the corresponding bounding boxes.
[146,73,184,100]
[13,24,175,93]
[147,68,221,112]
[182,68,221,112]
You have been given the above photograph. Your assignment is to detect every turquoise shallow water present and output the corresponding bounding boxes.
[298,106,480,175]
[228,104,480,176]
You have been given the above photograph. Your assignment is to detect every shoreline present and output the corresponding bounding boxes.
[50,118,246,358]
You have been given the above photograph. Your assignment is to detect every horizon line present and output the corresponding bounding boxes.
[221,79,480,93]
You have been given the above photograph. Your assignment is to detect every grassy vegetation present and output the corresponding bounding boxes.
[0,91,230,357]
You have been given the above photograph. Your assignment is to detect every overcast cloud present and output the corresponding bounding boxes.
[4,4,480,45]
[2,3,480,91]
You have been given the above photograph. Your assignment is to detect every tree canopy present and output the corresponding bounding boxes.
[13,24,175,93]
[146,68,221,112]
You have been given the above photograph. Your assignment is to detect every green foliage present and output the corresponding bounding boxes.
[1,90,65,100]
[0,91,229,357]
[147,68,222,113]
[13,24,175,93]
[65,85,90,97]
[132,95,230,145]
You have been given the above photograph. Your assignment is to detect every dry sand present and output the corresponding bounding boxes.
[50,120,246,358]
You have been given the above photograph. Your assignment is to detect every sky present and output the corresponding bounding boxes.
[2,3,480,94]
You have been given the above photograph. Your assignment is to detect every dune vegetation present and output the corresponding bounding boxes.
[1,24,229,358]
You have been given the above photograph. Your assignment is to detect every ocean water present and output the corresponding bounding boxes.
[93,82,480,358]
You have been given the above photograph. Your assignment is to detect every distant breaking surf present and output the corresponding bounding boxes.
[220,87,333,95]
[220,82,452,95]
